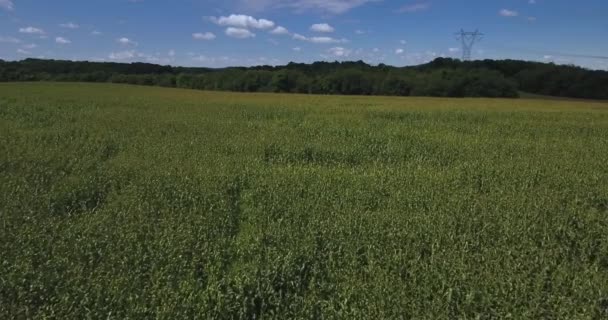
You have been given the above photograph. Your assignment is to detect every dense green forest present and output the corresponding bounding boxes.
[1,58,607,99]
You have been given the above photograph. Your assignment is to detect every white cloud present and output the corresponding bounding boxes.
[372,48,379,52]
[17,48,30,55]
[0,0,14,11]
[0,36,20,43]
[238,0,378,14]
[270,26,289,35]
[499,9,519,17]
[193,32,216,40]
[55,37,71,44]
[395,48,404,55]
[109,50,136,60]
[399,39,407,45]
[225,27,255,39]
[328,46,351,57]
[168,49,175,57]
[529,0,536,4]
[22,43,37,49]
[293,47,301,51]
[292,33,347,44]
[310,23,334,33]
[59,22,79,29]
[91,30,102,36]
[397,2,430,13]
[311,36,346,44]
[19,27,45,35]
[117,37,137,46]
[293,33,308,41]
[211,14,275,29]
[355,29,365,35]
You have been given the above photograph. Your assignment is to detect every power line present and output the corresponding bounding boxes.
[455,29,483,61]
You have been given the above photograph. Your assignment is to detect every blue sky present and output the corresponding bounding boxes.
[1,0,607,69]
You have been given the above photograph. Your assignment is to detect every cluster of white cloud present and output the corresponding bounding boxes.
[310,23,334,33]
[211,14,275,29]
[209,14,278,39]
[205,14,343,44]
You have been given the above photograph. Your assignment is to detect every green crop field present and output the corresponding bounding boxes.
[1,82,608,319]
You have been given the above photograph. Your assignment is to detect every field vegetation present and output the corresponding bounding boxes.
[1,82,608,318]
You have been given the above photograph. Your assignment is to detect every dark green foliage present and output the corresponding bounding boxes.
[3,57,606,99]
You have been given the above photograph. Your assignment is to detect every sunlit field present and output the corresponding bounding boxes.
[1,82,608,319]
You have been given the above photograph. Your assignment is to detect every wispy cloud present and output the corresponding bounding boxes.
[56,37,71,44]
[499,9,519,17]
[59,22,79,29]
[238,0,378,14]
[397,2,430,13]
[293,33,348,44]
[193,32,216,40]
[0,0,14,11]
[0,35,21,43]
[109,50,136,60]
[19,27,45,35]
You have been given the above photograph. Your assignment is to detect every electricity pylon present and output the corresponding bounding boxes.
[456,29,483,61]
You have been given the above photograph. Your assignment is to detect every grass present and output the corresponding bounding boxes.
[1,82,608,319]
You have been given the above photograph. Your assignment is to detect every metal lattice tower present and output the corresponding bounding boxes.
[455,29,483,61]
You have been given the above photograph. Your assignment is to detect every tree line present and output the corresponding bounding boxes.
[1,58,606,99]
